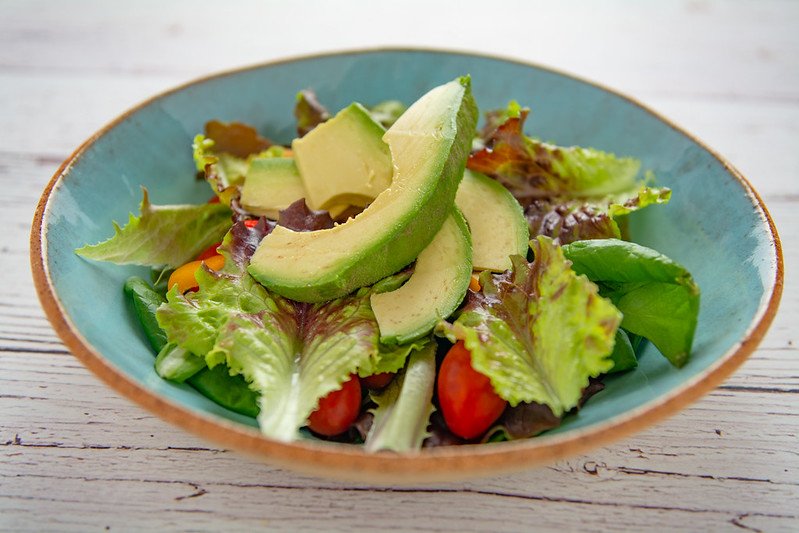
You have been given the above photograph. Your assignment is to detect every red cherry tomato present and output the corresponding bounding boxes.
[307,375,361,436]
[196,242,221,260]
[437,341,507,439]
[361,372,394,390]
[208,196,221,204]
[244,219,259,228]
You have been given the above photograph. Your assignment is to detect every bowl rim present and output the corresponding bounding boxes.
[29,46,784,483]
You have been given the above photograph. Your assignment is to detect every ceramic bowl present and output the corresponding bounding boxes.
[31,49,783,482]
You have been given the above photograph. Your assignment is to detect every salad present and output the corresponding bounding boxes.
[77,77,699,451]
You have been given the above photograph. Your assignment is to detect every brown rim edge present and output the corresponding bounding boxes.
[29,47,784,484]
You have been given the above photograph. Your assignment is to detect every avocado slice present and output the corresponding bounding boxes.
[455,169,529,272]
[370,209,472,344]
[248,77,478,303]
[292,102,393,211]
[239,157,305,219]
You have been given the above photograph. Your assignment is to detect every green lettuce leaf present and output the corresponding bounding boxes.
[440,236,621,416]
[75,189,232,268]
[358,337,430,378]
[187,365,260,418]
[562,239,700,367]
[365,343,437,452]
[608,329,638,373]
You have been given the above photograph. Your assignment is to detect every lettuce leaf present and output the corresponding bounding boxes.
[365,343,437,452]
[469,107,641,202]
[75,189,232,268]
[277,199,334,232]
[440,236,620,416]
[204,120,272,158]
[295,89,331,137]
[562,239,700,367]
[525,185,671,245]
[358,337,430,378]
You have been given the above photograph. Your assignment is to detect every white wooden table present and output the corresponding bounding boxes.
[2,1,797,530]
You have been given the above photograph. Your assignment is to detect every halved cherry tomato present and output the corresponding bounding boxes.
[307,374,361,436]
[437,341,507,439]
[167,255,225,293]
[196,242,221,260]
[361,372,394,390]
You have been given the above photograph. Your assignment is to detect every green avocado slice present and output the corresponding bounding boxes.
[370,209,472,344]
[455,169,528,272]
[292,102,392,211]
[239,157,305,219]
[248,77,478,303]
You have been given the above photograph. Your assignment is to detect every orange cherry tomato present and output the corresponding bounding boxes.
[361,372,394,390]
[167,255,225,293]
[437,341,507,439]
[307,375,361,436]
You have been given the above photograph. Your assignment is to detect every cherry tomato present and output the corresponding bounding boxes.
[437,341,507,439]
[208,196,221,204]
[361,372,394,390]
[244,219,259,228]
[167,255,225,293]
[307,374,361,436]
[196,242,221,260]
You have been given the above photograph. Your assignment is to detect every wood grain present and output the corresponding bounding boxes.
[1,0,797,530]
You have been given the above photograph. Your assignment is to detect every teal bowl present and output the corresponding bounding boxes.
[31,49,783,482]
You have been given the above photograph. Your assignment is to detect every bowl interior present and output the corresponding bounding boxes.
[42,50,778,444]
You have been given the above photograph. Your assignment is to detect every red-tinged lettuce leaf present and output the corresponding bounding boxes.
[222,218,275,271]
[468,107,642,204]
[277,199,335,232]
[482,378,606,443]
[525,186,671,245]
[205,120,272,158]
[75,188,233,269]
[439,236,620,416]
[295,89,331,137]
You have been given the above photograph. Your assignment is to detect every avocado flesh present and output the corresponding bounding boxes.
[240,157,305,219]
[248,78,478,303]
[455,169,529,271]
[370,210,472,344]
[292,102,392,211]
